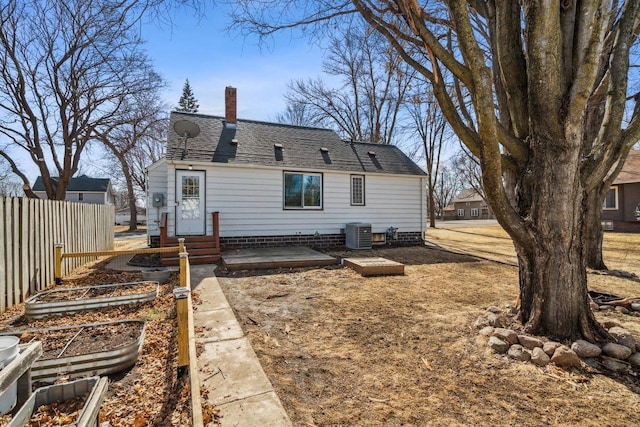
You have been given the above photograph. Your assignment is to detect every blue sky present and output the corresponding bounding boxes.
[140,5,326,120]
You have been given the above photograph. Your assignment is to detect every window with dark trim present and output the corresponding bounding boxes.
[284,172,322,209]
[457,208,465,217]
[603,186,618,210]
[78,193,84,201]
[351,175,365,205]
[470,208,479,217]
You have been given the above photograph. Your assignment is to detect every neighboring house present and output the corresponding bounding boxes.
[442,204,457,221]
[449,188,494,220]
[146,87,427,250]
[115,207,147,225]
[33,175,115,204]
[601,150,640,232]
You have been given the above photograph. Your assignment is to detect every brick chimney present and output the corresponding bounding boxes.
[225,86,237,125]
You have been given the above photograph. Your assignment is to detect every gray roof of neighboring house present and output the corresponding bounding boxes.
[166,112,426,176]
[452,188,484,203]
[33,175,112,192]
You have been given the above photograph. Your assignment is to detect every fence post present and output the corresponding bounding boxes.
[178,238,185,253]
[174,274,190,375]
[179,250,188,289]
[54,243,64,285]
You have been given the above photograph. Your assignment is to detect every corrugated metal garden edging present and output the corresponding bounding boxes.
[8,376,108,427]
[24,281,159,319]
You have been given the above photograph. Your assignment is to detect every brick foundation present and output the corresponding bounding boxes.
[220,231,423,250]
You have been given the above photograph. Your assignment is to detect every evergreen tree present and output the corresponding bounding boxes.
[176,79,199,113]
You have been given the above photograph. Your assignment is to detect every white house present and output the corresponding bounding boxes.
[33,175,115,204]
[146,87,426,251]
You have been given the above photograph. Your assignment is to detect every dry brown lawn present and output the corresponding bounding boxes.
[217,229,640,426]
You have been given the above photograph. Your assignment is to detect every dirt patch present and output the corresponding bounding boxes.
[218,245,640,426]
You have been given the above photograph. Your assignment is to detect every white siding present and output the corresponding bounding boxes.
[205,163,425,237]
[146,159,169,237]
[149,160,425,240]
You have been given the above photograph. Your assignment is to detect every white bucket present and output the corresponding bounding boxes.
[0,336,20,415]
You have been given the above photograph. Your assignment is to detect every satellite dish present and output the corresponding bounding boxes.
[173,120,201,138]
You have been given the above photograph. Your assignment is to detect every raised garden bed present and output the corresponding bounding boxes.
[7,376,108,427]
[1,320,145,383]
[25,282,159,319]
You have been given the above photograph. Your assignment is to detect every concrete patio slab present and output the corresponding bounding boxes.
[222,246,337,270]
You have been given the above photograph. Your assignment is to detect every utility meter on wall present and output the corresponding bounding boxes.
[152,193,165,207]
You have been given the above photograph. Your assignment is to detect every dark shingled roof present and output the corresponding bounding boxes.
[167,112,425,176]
[33,175,111,192]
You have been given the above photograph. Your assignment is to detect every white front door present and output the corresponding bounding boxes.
[176,170,206,235]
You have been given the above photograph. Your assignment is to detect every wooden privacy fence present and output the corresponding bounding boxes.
[0,197,114,314]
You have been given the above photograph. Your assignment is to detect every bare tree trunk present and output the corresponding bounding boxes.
[122,160,138,232]
[428,184,436,228]
[507,142,608,341]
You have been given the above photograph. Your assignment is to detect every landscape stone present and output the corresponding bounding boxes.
[615,306,630,315]
[602,320,622,329]
[631,302,640,312]
[602,342,633,360]
[518,335,543,350]
[505,304,519,315]
[493,328,519,345]
[508,344,531,362]
[620,271,634,278]
[474,317,489,329]
[589,301,600,311]
[543,341,562,356]
[599,305,614,311]
[486,306,502,314]
[531,347,550,366]
[489,336,509,354]
[550,346,581,368]
[602,358,628,372]
[608,327,636,352]
[479,326,494,336]
[582,358,600,369]
[571,340,602,358]
[487,313,503,328]
[628,353,640,367]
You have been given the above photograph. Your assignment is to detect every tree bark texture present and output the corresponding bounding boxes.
[512,140,607,341]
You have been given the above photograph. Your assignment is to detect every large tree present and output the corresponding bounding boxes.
[0,0,163,200]
[232,1,640,341]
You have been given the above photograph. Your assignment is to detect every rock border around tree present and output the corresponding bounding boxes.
[476,306,640,372]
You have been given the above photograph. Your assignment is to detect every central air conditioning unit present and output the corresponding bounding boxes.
[345,222,372,250]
